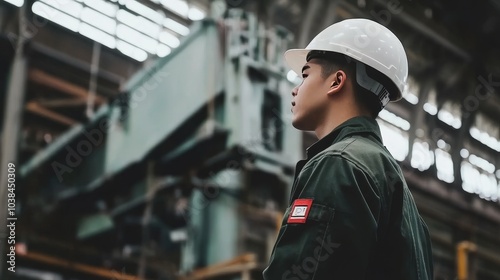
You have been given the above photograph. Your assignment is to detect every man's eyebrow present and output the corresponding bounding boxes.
[301,65,310,73]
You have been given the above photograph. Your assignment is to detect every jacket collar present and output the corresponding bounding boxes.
[306,116,383,159]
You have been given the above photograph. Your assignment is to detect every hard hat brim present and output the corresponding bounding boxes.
[284,49,310,77]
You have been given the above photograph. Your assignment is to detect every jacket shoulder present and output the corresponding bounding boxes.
[315,136,400,181]
[323,135,386,158]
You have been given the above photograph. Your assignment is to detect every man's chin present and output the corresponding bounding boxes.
[292,118,311,131]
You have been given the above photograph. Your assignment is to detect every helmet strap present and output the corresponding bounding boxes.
[355,62,390,108]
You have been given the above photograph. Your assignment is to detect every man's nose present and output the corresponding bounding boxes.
[291,86,298,97]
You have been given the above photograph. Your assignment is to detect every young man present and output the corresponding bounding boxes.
[263,18,434,279]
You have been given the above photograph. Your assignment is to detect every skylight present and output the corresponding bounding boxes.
[437,101,462,129]
[423,87,438,115]
[411,139,434,171]
[378,109,411,131]
[470,114,500,152]
[462,161,498,201]
[31,0,205,61]
[377,119,409,161]
[2,0,23,7]
[403,76,419,105]
[435,148,454,183]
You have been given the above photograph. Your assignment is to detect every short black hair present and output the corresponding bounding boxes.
[306,50,396,118]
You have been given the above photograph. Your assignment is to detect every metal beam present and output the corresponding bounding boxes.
[404,167,500,224]
[35,98,88,108]
[26,101,79,126]
[319,0,339,31]
[86,41,102,118]
[138,161,155,279]
[19,251,140,280]
[182,253,258,280]
[297,0,323,48]
[28,69,107,105]
[406,76,436,162]
[371,0,471,61]
[29,42,124,87]
[336,0,471,61]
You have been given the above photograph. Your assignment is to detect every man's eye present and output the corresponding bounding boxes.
[302,74,308,79]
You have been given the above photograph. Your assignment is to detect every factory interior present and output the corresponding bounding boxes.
[1,0,500,279]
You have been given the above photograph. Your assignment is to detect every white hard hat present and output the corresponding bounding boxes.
[284,18,408,104]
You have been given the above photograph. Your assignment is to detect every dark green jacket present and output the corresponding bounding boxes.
[263,116,433,280]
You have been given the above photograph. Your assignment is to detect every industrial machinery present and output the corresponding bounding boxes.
[18,6,300,279]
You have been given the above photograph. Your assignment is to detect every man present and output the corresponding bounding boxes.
[263,18,434,279]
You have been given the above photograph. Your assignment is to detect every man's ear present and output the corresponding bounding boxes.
[327,70,347,96]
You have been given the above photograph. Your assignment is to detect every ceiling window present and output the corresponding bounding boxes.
[461,161,499,201]
[377,119,409,162]
[435,139,454,183]
[1,0,23,7]
[378,109,410,131]
[423,87,438,115]
[31,0,203,62]
[437,101,462,129]
[411,139,434,171]
[403,75,419,105]
[470,113,500,152]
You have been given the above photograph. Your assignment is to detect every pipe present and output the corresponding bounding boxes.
[457,241,477,280]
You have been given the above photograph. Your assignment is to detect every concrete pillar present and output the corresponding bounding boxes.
[0,35,28,276]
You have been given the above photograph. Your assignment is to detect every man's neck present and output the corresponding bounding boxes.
[314,108,367,139]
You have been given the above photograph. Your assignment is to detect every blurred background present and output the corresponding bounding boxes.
[1,0,499,279]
